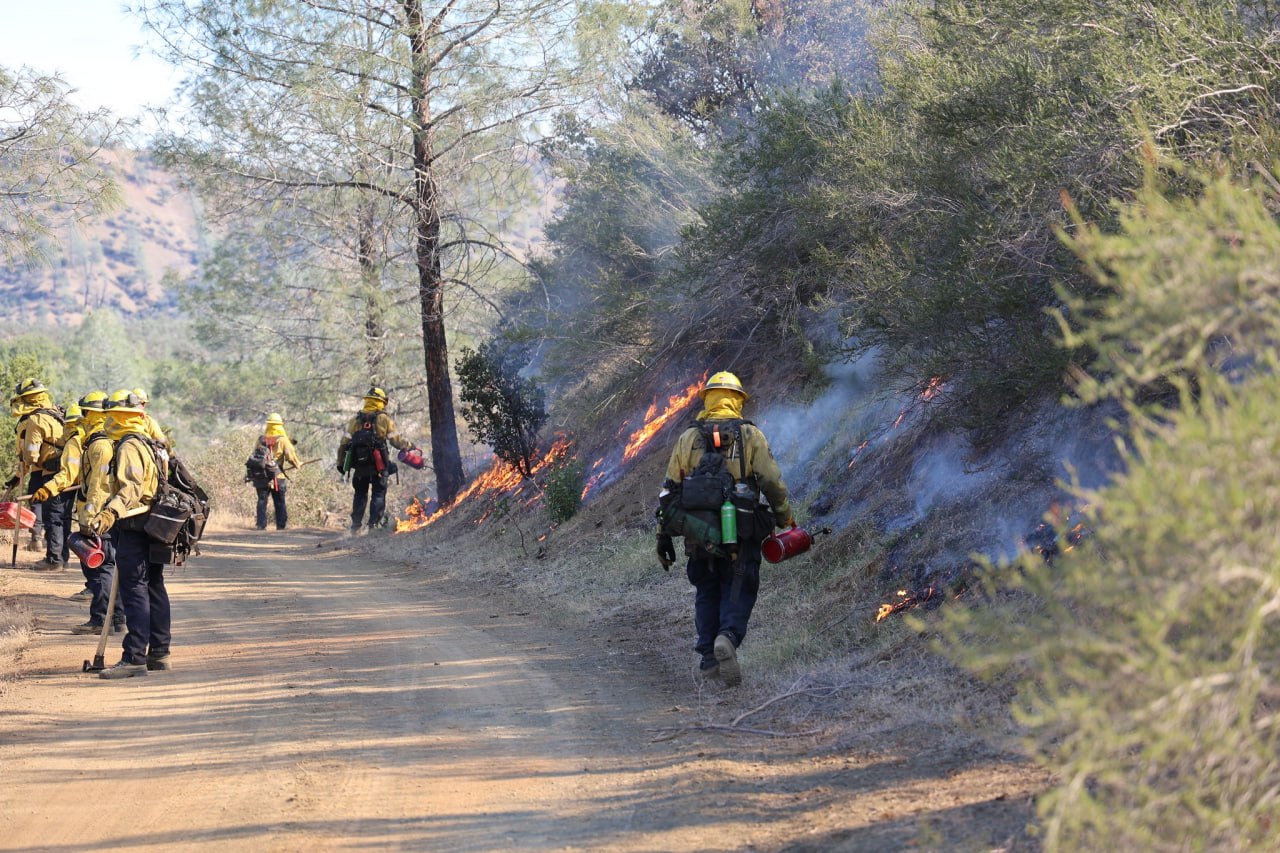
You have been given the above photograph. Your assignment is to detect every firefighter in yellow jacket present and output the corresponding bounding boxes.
[656,371,793,686]
[251,413,301,530]
[32,391,125,633]
[85,389,170,679]
[8,378,70,564]
[132,387,170,449]
[336,386,416,533]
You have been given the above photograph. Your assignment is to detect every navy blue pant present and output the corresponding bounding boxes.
[27,471,70,562]
[686,547,761,665]
[350,472,387,529]
[255,482,287,529]
[87,534,125,627]
[115,528,171,664]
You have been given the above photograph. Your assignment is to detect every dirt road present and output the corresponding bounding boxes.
[0,529,1042,851]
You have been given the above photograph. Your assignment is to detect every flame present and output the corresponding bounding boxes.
[875,586,936,623]
[847,439,870,469]
[394,437,573,533]
[621,374,706,463]
[580,373,708,502]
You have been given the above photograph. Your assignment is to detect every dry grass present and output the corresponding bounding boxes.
[0,560,34,689]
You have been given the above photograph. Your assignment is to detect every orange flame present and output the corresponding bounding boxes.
[395,437,573,533]
[621,375,706,463]
[875,587,936,623]
[580,373,707,502]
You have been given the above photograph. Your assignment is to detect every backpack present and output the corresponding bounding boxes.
[25,406,68,473]
[113,434,210,567]
[658,420,763,557]
[346,412,387,476]
[244,436,280,488]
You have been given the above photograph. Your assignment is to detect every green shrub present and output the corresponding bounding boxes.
[544,456,584,523]
[935,170,1280,850]
[456,339,547,477]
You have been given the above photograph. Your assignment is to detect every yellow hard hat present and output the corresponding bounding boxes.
[132,387,149,405]
[78,390,109,412]
[265,412,284,425]
[65,403,83,422]
[701,371,747,400]
[106,388,146,414]
[365,386,388,403]
[11,377,46,400]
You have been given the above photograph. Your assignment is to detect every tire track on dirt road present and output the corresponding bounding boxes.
[0,528,720,851]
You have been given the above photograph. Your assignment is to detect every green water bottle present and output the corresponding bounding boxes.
[720,498,737,545]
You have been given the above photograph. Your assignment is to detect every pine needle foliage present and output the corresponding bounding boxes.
[933,171,1280,850]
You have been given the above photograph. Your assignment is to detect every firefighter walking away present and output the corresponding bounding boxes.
[655,371,794,687]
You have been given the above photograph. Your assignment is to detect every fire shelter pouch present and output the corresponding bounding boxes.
[143,488,193,545]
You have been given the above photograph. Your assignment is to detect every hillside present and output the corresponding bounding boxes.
[0,148,200,325]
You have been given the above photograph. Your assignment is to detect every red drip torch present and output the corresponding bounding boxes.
[68,532,106,569]
[398,447,426,470]
[762,524,831,564]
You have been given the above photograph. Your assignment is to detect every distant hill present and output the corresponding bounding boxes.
[0,149,201,326]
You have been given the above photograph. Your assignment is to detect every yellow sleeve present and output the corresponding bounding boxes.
[743,425,791,525]
[78,437,115,525]
[44,432,84,495]
[379,413,411,451]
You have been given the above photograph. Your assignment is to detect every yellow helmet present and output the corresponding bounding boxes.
[701,371,747,400]
[78,390,109,412]
[11,377,46,400]
[265,412,284,425]
[365,386,388,403]
[132,387,149,405]
[65,403,83,422]
[106,388,146,414]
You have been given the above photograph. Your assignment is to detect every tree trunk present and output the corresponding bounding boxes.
[405,0,465,505]
[356,205,387,384]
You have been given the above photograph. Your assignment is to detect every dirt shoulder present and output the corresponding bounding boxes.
[0,527,1045,851]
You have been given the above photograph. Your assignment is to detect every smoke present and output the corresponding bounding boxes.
[754,351,892,488]
[751,353,1127,574]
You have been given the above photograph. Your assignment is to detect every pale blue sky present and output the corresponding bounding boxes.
[0,1,179,126]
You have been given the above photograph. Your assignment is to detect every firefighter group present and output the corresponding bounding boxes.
[9,372,795,689]
[7,380,173,679]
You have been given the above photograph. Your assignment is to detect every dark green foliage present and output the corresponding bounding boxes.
[456,340,548,477]
[544,456,584,523]
[673,0,1280,434]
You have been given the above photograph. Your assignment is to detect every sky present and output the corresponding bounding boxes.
[0,1,181,133]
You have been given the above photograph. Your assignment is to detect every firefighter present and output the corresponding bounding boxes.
[85,389,170,679]
[656,371,794,686]
[132,387,170,449]
[250,413,301,530]
[7,378,70,565]
[336,386,416,534]
[33,391,125,633]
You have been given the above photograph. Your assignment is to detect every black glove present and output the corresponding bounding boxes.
[3,475,18,490]
[656,534,676,571]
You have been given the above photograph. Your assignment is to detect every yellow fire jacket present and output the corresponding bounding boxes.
[44,425,89,497]
[102,433,160,523]
[664,419,793,528]
[258,431,301,477]
[78,431,116,527]
[337,409,411,462]
[16,409,65,473]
